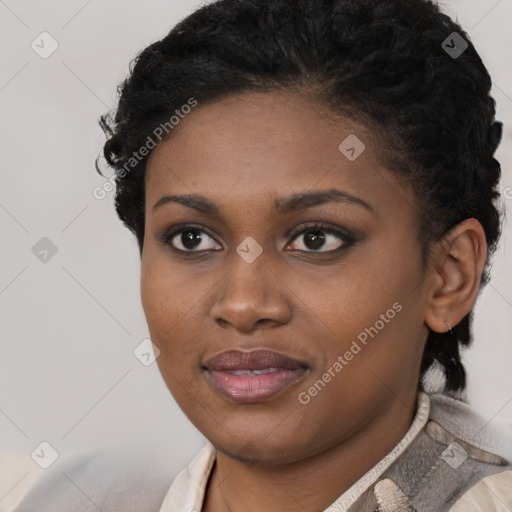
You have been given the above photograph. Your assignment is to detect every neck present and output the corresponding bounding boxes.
[202,390,420,512]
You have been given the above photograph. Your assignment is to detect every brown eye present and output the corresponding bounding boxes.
[286,222,355,253]
[160,224,222,253]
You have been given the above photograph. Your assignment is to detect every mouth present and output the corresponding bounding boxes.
[203,349,309,404]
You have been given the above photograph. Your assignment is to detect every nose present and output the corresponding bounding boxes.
[209,252,292,332]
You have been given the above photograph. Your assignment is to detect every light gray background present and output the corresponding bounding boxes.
[1,0,511,506]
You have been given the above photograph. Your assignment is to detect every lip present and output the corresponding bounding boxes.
[203,349,309,404]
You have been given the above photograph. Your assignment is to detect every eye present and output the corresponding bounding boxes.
[159,221,355,255]
[159,224,222,253]
[285,222,354,252]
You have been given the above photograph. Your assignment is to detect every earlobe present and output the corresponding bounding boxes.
[424,219,487,334]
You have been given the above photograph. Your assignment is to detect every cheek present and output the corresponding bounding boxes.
[140,256,198,333]
[347,234,422,310]
[140,265,204,405]
[140,257,214,390]
[298,243,419,341]
[140,260,196,370]
[140,264,174,334]
[296,239,425,389]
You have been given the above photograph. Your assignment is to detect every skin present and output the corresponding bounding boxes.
[140,90,487,512]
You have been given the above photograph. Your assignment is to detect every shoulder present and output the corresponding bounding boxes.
[428,392,512,462]
[364,392,512,511]
[1,446,177,512]
[449,470,512,511]
[428,392,512,511]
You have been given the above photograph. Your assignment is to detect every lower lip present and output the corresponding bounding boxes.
[206,368,307,404]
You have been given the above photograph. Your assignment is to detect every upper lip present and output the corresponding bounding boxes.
[204,349,308,372]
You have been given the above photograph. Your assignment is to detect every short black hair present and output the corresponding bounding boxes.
[97,0,503,393]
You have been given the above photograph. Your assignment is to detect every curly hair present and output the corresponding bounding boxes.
[97,0,503,393]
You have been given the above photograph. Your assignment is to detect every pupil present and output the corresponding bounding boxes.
[305,230,325,250]
[179,229,326,251]
[182,230,202,250]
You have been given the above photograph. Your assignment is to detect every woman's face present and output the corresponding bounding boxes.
[141,90,433,463]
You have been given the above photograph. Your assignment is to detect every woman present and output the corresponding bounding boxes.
[97,0,512,510]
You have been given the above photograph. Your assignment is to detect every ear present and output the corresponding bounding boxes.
[424,218,488,333]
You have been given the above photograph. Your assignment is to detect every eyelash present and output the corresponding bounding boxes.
[158,222,356,256]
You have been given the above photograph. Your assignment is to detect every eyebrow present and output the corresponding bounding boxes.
[152,188,375,216]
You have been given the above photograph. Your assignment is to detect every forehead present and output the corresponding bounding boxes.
[144,90,413,217]
[146,91,348,177]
